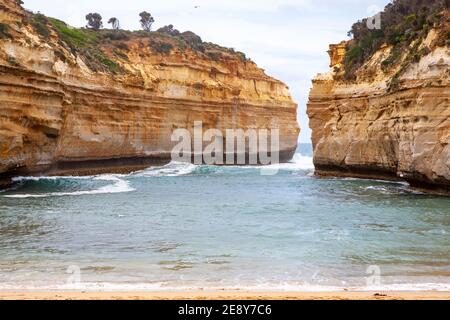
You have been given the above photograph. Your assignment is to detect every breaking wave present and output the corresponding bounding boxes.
[264,153,314,171]
[3,175,134,198]
[134,153,314,177]
[135,162,198,177]
[2,153,314,197]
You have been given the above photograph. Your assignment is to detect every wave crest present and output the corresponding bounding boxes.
[3,175,134,198]
[135,153,314,177]
[135,162,198,177]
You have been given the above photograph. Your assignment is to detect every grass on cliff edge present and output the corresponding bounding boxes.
[25,11,249,74]
[48,17,98,49]
[32,14,121,73]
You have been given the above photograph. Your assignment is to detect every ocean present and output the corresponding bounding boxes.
[0,144,449,292]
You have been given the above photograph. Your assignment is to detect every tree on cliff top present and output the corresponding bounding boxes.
[108,17,120,30]
[86,13,103,30]
[156,24,180,36]
[139,11,155,31]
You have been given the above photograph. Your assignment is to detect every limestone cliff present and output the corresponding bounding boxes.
[307,4,449,193]
[0,0,299,186]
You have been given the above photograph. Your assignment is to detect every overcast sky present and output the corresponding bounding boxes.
[23,0,391,143]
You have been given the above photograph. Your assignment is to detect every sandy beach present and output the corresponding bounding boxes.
[0,291,449,300]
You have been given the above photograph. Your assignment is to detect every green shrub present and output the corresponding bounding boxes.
[149,41,173,54]
[344,45,363,66]
[54,49,67,62]
[180,31,204,52]
[114,42,129,51]
[157,25,180,36]
[404,14,417,25]
[0,23,12,39]
[97,54,120,73]
[77,48,120,73]
[388,75,401,92]
[30,13,51,38]
[207,51,222,61]
[133,30,152,38]
[381,46,403,69]
[236,51,247,62]
[342,45,364,80]
[359,29,384,52]
[101,31,130,41]
[173,37,187,51]
[113,49,129,61]
[7,56,20,67]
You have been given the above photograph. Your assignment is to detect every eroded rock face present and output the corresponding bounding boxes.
[328,41,347,69]
[307,32,450,192]
[0,1,299,186]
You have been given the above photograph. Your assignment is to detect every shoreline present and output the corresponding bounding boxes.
[0,291,449,300]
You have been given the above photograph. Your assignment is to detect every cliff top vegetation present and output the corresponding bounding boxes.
[343,0,449,82]
[8,7,249,74]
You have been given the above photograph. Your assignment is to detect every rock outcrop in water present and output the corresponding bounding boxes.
[0,0,299,187]
[307,2,450,193]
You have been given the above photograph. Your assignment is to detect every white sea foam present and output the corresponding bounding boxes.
[339,177,410,186]
[1,281,449,292]
[133,154,314,177]
[269,153,314,171]
[232,153,314,172]
[11,175,94,182]
[3,175,134,198]
[364,186,389,192]
[352,282,450,292]
[363,183,426,195]
[135,161,198,177]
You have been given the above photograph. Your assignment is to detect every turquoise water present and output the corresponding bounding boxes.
[0,145,449,291]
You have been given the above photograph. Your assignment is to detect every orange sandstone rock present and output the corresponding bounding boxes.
[0,1,299,185]
[307,31,450,193]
